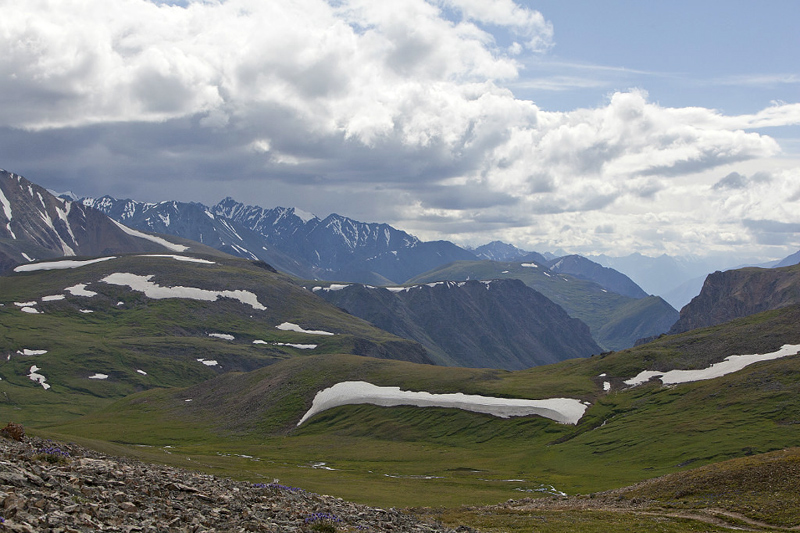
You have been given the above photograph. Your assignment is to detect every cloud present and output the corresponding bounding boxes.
[1,0,799,258]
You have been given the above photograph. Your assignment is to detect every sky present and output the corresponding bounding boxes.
[1,0,799,261]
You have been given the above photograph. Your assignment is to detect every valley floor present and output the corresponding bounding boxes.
[3,431,797,532]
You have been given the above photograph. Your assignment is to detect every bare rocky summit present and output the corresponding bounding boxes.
[0,435,456,532]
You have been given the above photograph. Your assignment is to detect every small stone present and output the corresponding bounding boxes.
[120,501,138,513]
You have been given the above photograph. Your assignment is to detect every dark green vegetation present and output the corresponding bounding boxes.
[10,305,794,531]
[3,254,800,531]
[0,254,428,424]
[407,260,678,351]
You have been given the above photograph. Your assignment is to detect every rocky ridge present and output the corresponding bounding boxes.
[0,434,455,532]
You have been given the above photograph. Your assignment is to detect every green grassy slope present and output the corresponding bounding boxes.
[38,306,800,516]
[407,260,678,350]
[0,253,429,425]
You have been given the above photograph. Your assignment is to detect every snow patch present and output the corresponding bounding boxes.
[20,307,40,314]
[14,301,37,307]
[140,254,215,264]
[624,344,800,387]
[275,343,317,350]
[603,382,611,391]
[88,373,108,380]
[65,283,97,297]
[313,284,350,292]
[521,263,537,268]
[14,256,116,272]
[28,365,50,390]
[79,309,94,314]
[136,369,148,375]
[197,358,219,366]
[252,339,317,349]
[111,219,188,252]
[42,295,65,301]
[101,273,266,310]
[17,349,47,356]
[298,381,588,426]
[21,252,33,262]
[385,286,409,293]
[208,333,235,341]
[292,207,317,224]
[0,187,15,239]
[276,322,334,336]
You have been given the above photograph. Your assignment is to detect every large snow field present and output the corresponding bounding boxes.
[13,253,212,273]
[624,344,800,386]
[102,272,266,310]
[297,381,589,426]
[14,257,116,272]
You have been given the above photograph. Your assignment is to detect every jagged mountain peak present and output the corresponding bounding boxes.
[474,240,529,261]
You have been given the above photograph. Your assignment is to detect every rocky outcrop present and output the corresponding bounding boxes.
[669,265,800,334]
[0,435,454,532]
[0,170,187,273]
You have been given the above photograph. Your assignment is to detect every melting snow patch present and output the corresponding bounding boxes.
[297,381,588,426]
[276,322,334,336]
[275,343,317,350]
[65,284,97,297]
[197,358,219,366]
[42,295,66,301]
[140,254,216,264]
[603,382,611,391]
[88,373,108,380]
[624,344,800,387]
[101,272,266,310]
[17,349,47,356]
[111,219,188,252]
[385,287,409,293]
[208,333,235,341]
[14,256,116,272]
[252,339,317,349]
[312,284,350,292]
[27,365,50,390]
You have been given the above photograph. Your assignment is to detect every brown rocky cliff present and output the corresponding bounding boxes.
[669,265,800,334]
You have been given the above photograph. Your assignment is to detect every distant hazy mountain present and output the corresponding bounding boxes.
[473,241,529,262]
[311,279,601,369]
[774,250,800,268]
[669,264,800,334]
[0,170,190,273]
[589,252,775,309]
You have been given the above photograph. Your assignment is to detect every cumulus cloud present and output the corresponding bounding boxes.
[0,0,799,258]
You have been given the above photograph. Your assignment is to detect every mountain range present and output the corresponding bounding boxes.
[4,166,800,530]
